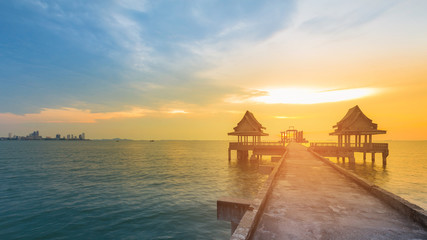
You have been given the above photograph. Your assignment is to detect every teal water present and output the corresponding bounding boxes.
[332,141,427,210]
[1,141,425,239]
[0,141,267,239]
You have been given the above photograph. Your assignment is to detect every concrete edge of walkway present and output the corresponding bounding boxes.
[308,148,427,229]
[230,149,289,240]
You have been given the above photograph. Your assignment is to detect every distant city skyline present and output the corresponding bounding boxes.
[2,130,86,141]
[1,1,426,140]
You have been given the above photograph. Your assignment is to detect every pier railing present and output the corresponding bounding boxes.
[229,142,284,148]
[310,142,388,151]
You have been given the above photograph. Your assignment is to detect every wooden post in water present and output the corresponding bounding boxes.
[382,152,387,166]
[372,152,375,163]
[349,152,355,164]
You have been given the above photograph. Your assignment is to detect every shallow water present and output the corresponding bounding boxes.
[331,141,427,210]
[0,140,267,239]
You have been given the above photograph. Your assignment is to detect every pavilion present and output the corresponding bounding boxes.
[330,105,386,148]
[228,111,284,161]
[311,105,389,166]
[228,110,269,145]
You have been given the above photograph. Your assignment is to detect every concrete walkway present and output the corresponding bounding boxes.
[252,143,426,239]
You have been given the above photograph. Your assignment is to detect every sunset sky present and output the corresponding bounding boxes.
[1,0,426,140]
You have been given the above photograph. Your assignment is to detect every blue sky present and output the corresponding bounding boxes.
[0,0,294,113]
[1,0,427,139]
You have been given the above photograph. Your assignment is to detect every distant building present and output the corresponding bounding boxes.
[28,130,41,140]
[56,134,61,139]
[8,133,12,139]
[78,133,85,140]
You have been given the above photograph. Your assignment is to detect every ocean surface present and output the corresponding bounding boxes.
[335,141,427,210]
[0,140,426,239]
[0,140,268,240]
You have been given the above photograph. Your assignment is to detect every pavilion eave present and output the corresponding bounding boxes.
[329,130,387,136]
[228,131,269,136]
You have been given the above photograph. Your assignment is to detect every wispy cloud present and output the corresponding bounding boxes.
[23,0,152,70]
[167,110,189,114]
[298,1,400,34]
[115,0,148,12]
[0,104,197,124]
[226,87,379,104]
[0,107,151,124]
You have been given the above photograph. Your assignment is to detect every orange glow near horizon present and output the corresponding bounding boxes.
[251,88,378,104]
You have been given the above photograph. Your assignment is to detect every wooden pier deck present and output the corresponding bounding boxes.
[228,142,286,160]
[249,143,426,239]
[310,142,389,165]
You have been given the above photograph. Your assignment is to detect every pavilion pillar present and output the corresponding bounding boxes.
[382,152,387,167]
[349,152,355,164]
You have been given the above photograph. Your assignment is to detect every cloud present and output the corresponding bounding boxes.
[0,107,151,124]
[298,1,400,34]
[0,104,199,124]
[115,0,148,12]
[21,0,152,70]
[226,87,379,104]
[167,110,188,114]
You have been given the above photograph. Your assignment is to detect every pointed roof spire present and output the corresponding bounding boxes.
[228,111,269,136]
[330,105,386,135]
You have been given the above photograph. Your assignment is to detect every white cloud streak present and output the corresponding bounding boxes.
[226,88,379,104]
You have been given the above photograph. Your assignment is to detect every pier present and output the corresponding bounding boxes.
[219,143,427,239]
[218,109,426,239]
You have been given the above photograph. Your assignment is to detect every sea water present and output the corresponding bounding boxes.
[0,141,267,239]
[336,141,427,210]
[0,140,425,239]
